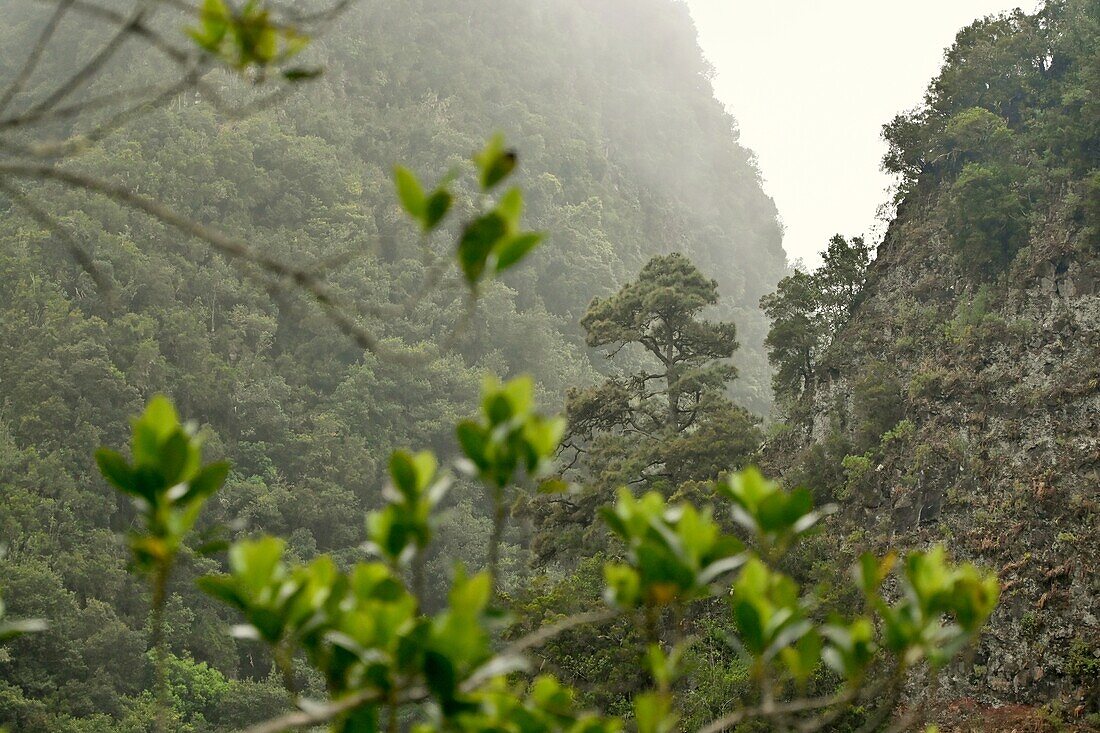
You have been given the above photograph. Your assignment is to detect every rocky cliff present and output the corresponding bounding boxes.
[768,1,1100,726]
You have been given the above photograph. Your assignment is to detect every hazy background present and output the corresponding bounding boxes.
[685,0,1030,266]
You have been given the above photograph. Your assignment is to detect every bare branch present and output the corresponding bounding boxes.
[1,81,177,131]
[852,668,906,733]
[0,161,382,352]
[696,691,855,733]
[27,0,193,66]
[197,81,298,120]
[0,178,111,296]
[265,0,353,25]
[240,687,427,733]
[28,76,198,158]
[22,1,153,119]
[0,0,76,116]
[505,608,619,656]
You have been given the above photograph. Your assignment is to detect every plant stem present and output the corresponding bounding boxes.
[150,560,171,733]
[412,549,426,609]
[643,605,660,646]
[274,642,298,702]
[486,490,506,596]
[387,689,399,733]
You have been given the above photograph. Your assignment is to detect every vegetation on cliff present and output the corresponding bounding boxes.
[762,0,1099,724]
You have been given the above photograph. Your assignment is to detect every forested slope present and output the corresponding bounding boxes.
[767,0,1099,725]
[0,0,785,729]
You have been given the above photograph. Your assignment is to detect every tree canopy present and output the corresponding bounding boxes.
[760,235,871,407]
[532,254,760,565]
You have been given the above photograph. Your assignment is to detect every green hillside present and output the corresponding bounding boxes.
[0,1,785,728]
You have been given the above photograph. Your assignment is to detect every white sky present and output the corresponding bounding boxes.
[684,0,1031,266]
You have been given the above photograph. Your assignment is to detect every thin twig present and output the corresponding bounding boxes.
[0,178,112,296]
[28,0,192,65]
[196,80,298,120]
[696,691,854,733]
[238,610,617,733]
[0,80,183,131]
[28,76,198,158]
[150,561,171,733]
[852,664,907,733]
[265,0,353,25]
[273,642,298,703]
[23,1,153,119]
[505,608,619,656]
[0,162,382,351]
[486,493,506,597]
[0,0,76,116]
[240,687,427,733]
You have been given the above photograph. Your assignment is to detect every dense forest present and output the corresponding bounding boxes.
[0,0,1096,732]
[0,0,787,728]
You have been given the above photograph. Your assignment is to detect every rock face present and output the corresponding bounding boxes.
[772,194,1100,716]
[765,3,1100,720]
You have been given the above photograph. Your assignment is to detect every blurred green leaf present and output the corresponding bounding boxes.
[394,166,426,220]
[474,134,517,190]
[458,213,507,284]
[494,232,544,272]
[423,189,452,230]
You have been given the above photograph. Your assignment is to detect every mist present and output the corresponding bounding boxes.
[0,1,1095,731]
[686,0,1029,265]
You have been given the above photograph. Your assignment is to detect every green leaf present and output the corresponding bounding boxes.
[449,570,491,615]
[474,134,518,190]
[394,166,426,220]
[854,552,895,596]
[337,704,379,733]
[423,189,452,230]
[188,0,229,52]
[141,396,180,441]
[732,599,764,655]
[389,450,419,498]
[229,536,286,596]
[186,461,230,502]
[457,213,507,284]
[197,575,246,610]
[95,448,135,494]
[645,643,684,689]
[697,554,747,585]
[281,28,311,59]
[158,431,192,486]
[483,151,517,190]
[501,375,534,417]
[366,507,403,560]
[201,0,229,22]
[254,26,279,64]
[494,232,544,272]
[423,650,458,702]
[456,421,488,469]
[410,451,437,491]
[187,27,222,53]
[496,187,524,225]
[603,562,640,609]
[780,629,822,684]
[634,692,675,733]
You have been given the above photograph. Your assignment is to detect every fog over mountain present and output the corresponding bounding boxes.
[0,1,1095,731]
[687,0,1028,264]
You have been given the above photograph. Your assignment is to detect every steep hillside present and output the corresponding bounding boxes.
[291,0,787,410]
[769,0,1099,724]
[0,1,784,729]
